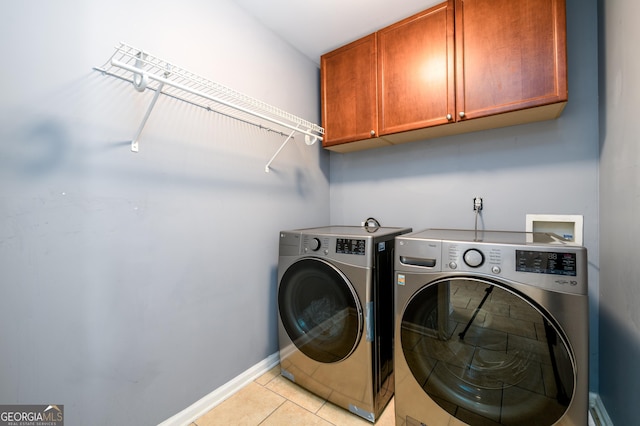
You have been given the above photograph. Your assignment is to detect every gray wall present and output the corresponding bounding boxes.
[329,0,601,391]
[598,0,640,424]
[0,1,329,425]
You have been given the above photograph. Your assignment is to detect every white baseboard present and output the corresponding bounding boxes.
[589,392,614,426]
[158,352,280,426]
[161,357,608,426]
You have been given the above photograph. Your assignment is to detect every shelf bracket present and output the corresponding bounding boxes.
[265,128,297,173]
[131,80,164,152]
[129,53,171,152]
[264,125,320,172]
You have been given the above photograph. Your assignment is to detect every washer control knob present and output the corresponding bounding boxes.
[448,261,458,270]
[309,237,321,251]
[491,266,501,274]
[463,249,484,267]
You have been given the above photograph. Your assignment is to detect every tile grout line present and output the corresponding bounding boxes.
[255,398,287,425]
[253,373,287,425]
[254,371,339,425]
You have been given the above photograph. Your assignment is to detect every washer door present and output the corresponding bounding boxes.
[401,278,575,425]
[279,258,363,363]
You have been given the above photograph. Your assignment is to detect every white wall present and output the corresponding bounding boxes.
[598,0,640,424]
[0,1,328,424]
[329,0,600,391]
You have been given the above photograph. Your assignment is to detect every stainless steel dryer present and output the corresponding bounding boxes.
[394,229,588,426]
[278,225,411,422]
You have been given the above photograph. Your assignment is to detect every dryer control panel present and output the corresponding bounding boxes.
[280,226,412,269]
[299,234,373,268]
[336,238,366,255]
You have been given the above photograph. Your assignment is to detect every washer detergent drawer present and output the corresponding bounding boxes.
[396,239,442,271]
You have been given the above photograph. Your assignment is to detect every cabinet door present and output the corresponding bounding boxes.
[377,1,455,136]
[455,0,567,120]
[321,34,378,147]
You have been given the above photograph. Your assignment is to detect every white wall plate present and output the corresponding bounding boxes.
[526,214,584,245]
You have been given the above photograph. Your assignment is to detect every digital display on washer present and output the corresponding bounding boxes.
[516,250,577,276]
[336,238,366,255]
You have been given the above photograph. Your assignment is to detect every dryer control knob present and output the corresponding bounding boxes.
[448,261,458,270]
[309,237,321,251]
[463,249,484,267]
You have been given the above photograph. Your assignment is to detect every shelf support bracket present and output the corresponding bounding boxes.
[265,127,298,173]
[131,80,164,152]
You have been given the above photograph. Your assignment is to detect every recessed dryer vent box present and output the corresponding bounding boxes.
[526,214,583,245]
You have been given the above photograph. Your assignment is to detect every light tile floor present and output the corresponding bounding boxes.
[192,365,395,426]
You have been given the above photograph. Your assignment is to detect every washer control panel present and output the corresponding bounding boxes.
[445,243,504,272]
[463,249,484,267]
[396,233,587,296]
[515,249,577,276]
[445,241,586,294]
[308,237,322,251]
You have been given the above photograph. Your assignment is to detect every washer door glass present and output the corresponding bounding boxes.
[279,258,363,363]
[401,278,575,425]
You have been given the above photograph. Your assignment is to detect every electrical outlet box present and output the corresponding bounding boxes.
[525,214,583,245]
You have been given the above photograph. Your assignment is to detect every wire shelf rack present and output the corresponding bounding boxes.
[94,42,324,171]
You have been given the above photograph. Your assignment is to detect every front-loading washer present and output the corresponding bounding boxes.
[277,225,411,422]
[394,229,588,426]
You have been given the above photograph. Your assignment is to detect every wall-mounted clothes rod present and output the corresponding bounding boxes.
[94,42,324,172]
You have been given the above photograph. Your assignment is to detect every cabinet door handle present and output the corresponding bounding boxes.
[370,130,376,136]
[446,114,452,121]
[459,111,466,118]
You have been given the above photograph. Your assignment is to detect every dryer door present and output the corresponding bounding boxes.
[400,277,575,425]
[279,258,363,363]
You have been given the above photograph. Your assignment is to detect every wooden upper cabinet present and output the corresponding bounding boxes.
[378,1,455,136]
[320,0,568,152]
[321,34,378,148]
[454,0,568,120]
